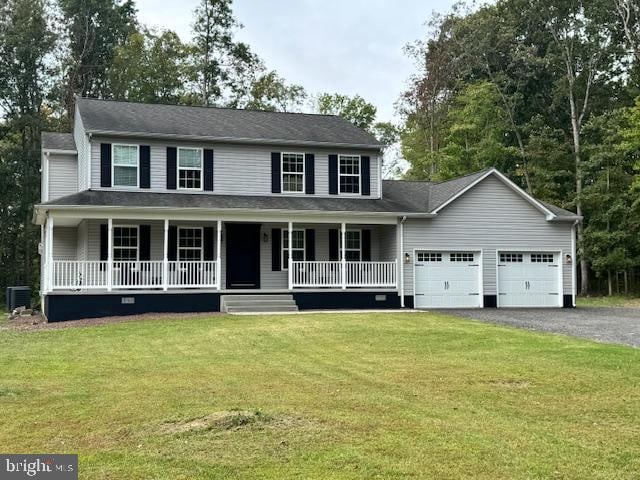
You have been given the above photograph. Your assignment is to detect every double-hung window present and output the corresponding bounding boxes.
[339,155,360,194]
[340,230,361,261]
[282,153,304,193]
[113,226,139,261]
[178,148,203,190]
[113,144,139,187]
[282,229,305,269]
[178,227,203,261]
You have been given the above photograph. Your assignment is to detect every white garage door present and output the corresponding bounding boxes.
[497,252,561,307]
[414,251,481,308]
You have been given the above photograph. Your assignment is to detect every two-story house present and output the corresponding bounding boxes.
[35,97,580,321]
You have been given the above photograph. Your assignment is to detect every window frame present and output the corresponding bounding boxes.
[177,147,204,191]
[177,226,204,261]
[280,152,305,194]
[112,143,140,188]
[281,228,305,270]
[112,224,139,262]
[417,252,442,262]
[338,154,361,195]
[340,229,362,261]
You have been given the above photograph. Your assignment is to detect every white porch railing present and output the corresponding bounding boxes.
[291,260,397,288]
[51,260,217,290]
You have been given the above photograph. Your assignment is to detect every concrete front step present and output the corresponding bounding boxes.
[221,294,298,313]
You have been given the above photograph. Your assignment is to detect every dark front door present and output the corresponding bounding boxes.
[226,223,261,289]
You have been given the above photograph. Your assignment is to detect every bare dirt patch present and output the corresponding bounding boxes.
[486,378,532,389]
[1,311,221,332]
[161,410,314,435]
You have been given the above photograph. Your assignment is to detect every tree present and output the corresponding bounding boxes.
[242,71,306,112]
[315,93,377,131]
[108,29,190,104]
[58,0,137,122]
[0,0,55,294]
[191,0,260,106]
[613,0,640,64]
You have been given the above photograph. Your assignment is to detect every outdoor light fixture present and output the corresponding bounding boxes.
[263,232,269,243]
[565,254,572,264]
[404,252,411,264]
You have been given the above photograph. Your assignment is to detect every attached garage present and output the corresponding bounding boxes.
[497,251,562,307]
[414,251,482,308]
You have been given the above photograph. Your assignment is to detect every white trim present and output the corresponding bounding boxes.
[378,153,382,199]
[112,224,140,261]
[280,152,305,194]
[177,226,204,261]
[399,216,405,307]
[42,151,49,202]
[163,219,169,291]
[341,222,346,289]
[432,169,557,219]
[216,220,222,290]
[281,227,305,270]
[288,221,293,290]
[495,249,563,308]
[177,147,204,191]
[111,143,140,188]
[339,228,363,261]
[107,218,113,291]
[571,221,577,306]
[87,132,92,190]
[41,148,77,155]
[411,248,483,309]
[338,154,362,195]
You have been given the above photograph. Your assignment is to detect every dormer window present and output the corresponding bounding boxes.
[339,155,360,194]
[112,144,139,187]
[281,153,305,193]
[178,147,203,190]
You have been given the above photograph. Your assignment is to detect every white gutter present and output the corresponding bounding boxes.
[41,148,78,155]
[399,215,407,308]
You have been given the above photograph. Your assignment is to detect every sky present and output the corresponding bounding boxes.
[136,0,460,123]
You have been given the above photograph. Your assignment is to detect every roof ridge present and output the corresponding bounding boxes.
[431,168,493,185]
[76,96,343,119]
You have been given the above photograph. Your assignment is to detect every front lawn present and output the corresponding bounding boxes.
[0,312,638,479]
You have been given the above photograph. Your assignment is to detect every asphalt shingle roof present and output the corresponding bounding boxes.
[42,132,76,151]
[76,97,383,148]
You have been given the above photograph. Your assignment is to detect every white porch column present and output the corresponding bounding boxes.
[46,215,54,293]
[341,222,347,290]
[163,219,169,291]
[399,217,405,308]
[216,220,222,290]
[288,221,293,290]
[107,218,113,291]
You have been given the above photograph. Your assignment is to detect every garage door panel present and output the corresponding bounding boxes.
[498,251,560,307]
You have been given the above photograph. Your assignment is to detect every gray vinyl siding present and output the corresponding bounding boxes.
[402,175,574,296]
[90,136,381,198]
[52,227,78,260]
[48,153,78,200]
[74,111,89,191]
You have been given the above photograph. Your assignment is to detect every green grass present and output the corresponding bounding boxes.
[577,295,640,308]
[1,313,639,479]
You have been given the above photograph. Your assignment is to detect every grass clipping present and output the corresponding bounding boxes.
[161,410,311,435]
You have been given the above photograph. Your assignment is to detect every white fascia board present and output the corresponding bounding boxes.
[431,168,557,219]
[86,129,384,151]
[42,148,78,155]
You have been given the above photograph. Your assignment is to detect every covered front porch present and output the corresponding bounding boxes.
[42,215,398,293]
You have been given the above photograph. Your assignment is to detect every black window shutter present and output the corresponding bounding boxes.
[166,147,177,190]
[203,227,214,260]
[328,154,338,194]
[305,153,315,194]
[362,229,371,261]
[361,156,370,196]
[305,229,315,261]
[100,143,112,187]
[99,224,108,260]
[203,149,214,191]
[271,228,281,271]
[168,226,177,260]
[271,152,281,193]
[329,229,339,260]
[139,225,151,260]
[140,146,151,189]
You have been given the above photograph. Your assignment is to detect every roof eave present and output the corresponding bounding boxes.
[86,129,385,151]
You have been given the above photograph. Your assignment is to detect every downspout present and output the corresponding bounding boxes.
[571,219,578,307]
[399,215,407,308]
[87,132,92,190]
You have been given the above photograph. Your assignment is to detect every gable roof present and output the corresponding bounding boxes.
[42,132,76,151]
[383,168,580,220]
[76,97,384,149]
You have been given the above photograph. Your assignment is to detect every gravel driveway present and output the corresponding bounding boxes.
[447,307,640,347]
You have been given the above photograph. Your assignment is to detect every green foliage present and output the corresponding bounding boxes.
[315,93,377,130]
[242,71,306,112]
